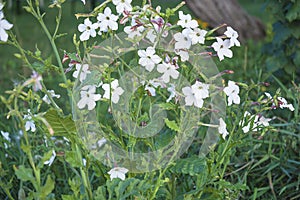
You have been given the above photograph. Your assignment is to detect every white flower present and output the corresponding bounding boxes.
[44,150,56,166]
[223,80,240,106]
[112,0,132,14]
[1,131,10,142]
[124,25,144,39]
[143,79,163,96]
[167,84,176,102]
[82,158,87,167]
[108,167,129,181]
[97,137,107,148]
[224,26,240,47]
[78,18,98,41]
[72,63,91,82]
[174,29,192,50]
[102,79,124,104]
[218,118,229,139]
[175,49,189,62]
[81,0,86,5]
[24,114,36,132]
[0,3,3,10]
[257,115,272,127]
[182,81,209,108]
[97,7,119,32]
[30,71,43,92]
[146,29,156,43]
[189,28,207,45]
[42,90,61,104]
[157,62,179,83]
[240,111,253,133]
[191,81,210,99]
[77,85,101,110]
[0,11,13,42]
[278,97,295,111]
[240,112,271,133]
[212,37,233,61]
[138,47,162,72]
[177,11,198,29]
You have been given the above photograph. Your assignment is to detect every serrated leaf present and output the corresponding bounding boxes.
[94,186,106,199]
[40,175,55,198]
[171,156,207,176]
[165,118,179,132]
[106,178,151,200]
[44,109,76,137]
[14,165,35,182]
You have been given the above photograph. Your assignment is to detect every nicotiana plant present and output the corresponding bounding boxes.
[0,0,295,199]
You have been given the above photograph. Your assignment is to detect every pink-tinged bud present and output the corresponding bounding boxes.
[224,70,234,74]
[120,10,131,24]
[62,53,69,63]
[251,102,260,106]
[261,82,270,87]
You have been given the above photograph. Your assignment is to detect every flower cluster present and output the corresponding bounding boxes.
[0,3,13,42]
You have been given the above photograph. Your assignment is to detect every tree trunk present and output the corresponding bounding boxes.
[185,0,266,42]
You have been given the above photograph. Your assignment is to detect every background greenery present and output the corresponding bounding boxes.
[0,0,299,199]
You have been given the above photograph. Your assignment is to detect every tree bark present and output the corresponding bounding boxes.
[185,0,266,42]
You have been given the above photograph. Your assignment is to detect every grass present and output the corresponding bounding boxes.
[0,1,299,199]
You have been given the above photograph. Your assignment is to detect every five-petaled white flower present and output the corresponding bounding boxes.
[174,29,192,50]
[177,11,198,29]
[44,150,56,166]
[112,0,132,14]
[72,63,91,82]
[212,37,233,61]
[189,28,207,45]
[223,80,240,106]
[77,85,101,110]
[138,47,162,72]
[0,11,13,42]
[108,167,129,181]
[97,7,119,32]
[224,26,240,47]
[218,118,229,139]
[42,90,61,104]
[23,71,42,92]
[24,113,36,132]
[157,62,179,83]
[102,79,124,104]
[78,18,98,41]
[182,81,209,108]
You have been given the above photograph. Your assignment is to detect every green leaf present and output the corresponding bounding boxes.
[286,1,300,22]
[44,109,76,137]
[40,175,55,198]
[38,150,55,168]
[14,165,35,182]
[159,102,176,110]
[61,195,76,200]
[171,156,207,176]
[165,118,179,132]
[94,186,106,199]
[65,151,82,168]
[106,178,151,200]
